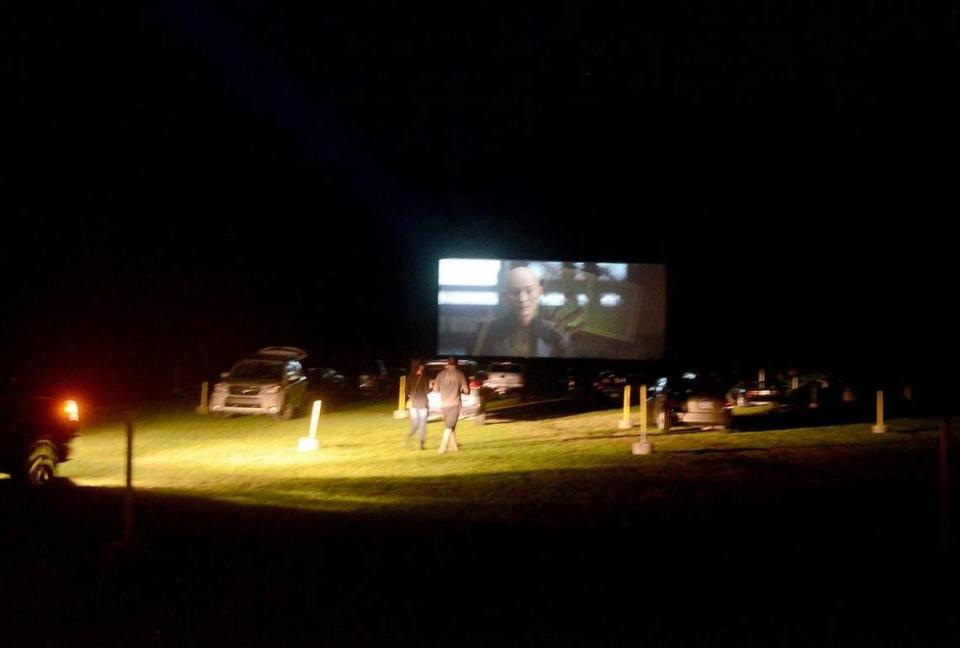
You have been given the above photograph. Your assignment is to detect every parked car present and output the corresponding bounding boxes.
[209,347,310,419]
[423,359,482,420]
[355,360,403,397]
[726,380,788,416]
[309,367,348,394]
[483,361,525,396]
[650,372,731,430]
[1,375,80,486]
[592,370,643,403]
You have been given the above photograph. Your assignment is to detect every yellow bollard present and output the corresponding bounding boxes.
[618,384,633,429]
[298,400,322,450]
[632,384,653,455]
[196,381,209,414]
[393,374,408,418]
[640,385,648,438]
[872,390,888,434]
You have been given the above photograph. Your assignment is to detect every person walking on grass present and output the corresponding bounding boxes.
[432,357,469,453]
[406,359,430,449]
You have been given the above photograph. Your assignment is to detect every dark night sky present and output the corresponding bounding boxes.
[2,1,957,400]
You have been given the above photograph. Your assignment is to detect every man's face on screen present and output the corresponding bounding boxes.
[504,267,543,326]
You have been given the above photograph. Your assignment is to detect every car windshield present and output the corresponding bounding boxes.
[673,375,726,396]
[489,363,523,373]
[230,360,283,380]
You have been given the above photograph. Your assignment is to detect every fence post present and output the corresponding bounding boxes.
[196,381,209,414]
[393,375,408,419]
[298,400,322,451]
[633,384,653,455]
[123,418,134,546]
[871,390,888,434]
[618,384,633,429]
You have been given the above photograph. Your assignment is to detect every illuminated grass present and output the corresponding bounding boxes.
[60,402,941,516]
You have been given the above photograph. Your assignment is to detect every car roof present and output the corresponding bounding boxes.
[254,346,308,360]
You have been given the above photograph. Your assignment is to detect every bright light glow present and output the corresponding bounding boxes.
[576,294,590,306]
[540,292,566,306]
[439,259,501,286]
[438,290,499,306]
[682,372,697,380]
[599,293,622,307]
[63,400,79,422]
[297,438,319,451]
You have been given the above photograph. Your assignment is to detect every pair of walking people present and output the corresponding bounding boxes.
[407,357,470,453]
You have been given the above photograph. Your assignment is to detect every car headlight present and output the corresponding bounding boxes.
[214,383,229,393]
[262,384,281,395]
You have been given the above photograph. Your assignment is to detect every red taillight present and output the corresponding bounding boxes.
[63,400,80,422]
[469,379,482,390]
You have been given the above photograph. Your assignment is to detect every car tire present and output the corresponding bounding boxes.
[18,440,58,487]
[276,401,296,420]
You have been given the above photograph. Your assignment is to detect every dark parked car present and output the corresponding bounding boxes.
[1,375,80,486]
[650,373,731,430]
[726,380,788,415]
[309,367,348,394]
[355,360,405,397]
[592,370,642,403]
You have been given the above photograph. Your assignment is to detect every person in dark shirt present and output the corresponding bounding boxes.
[405,359,430,449]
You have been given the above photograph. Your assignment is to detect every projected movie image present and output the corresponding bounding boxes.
[437,259,666,360]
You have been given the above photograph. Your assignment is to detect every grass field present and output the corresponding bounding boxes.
[62,401,944,517]
[5,402,958,646]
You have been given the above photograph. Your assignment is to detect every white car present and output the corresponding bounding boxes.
[209,347,310,419]
[482,361,525,396]
[422,359,482,420]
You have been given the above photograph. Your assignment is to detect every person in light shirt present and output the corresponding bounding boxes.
[432,357,470,453]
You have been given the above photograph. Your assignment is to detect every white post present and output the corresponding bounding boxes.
[298,400,322,450]
[632,384,653,455]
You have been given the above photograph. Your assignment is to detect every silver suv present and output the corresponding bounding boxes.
[209,347,310,420]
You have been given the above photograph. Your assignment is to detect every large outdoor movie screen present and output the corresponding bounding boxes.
[437,259,666,360]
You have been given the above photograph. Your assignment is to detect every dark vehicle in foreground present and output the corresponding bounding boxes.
[651,372,731,430]
[209,347,310,419]
[1,377,80,486]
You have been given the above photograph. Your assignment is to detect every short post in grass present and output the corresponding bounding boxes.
[632,384,653,455]
[940,418,951,560]
[123,417,134,546]
[618,384,633,429]
[871,390,888,434]
[298,400,322,451]
[393,374,408,419]
[196,381,209,414]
